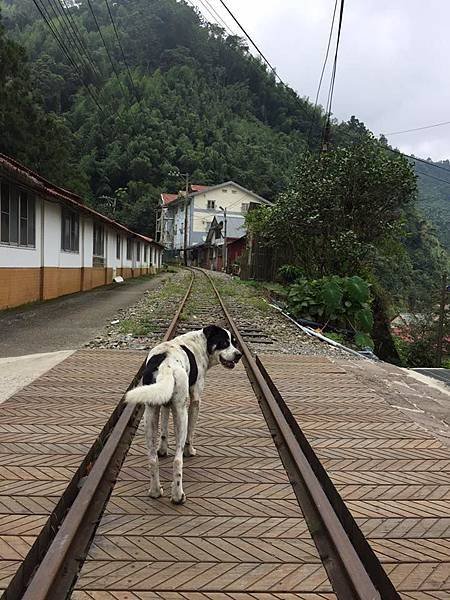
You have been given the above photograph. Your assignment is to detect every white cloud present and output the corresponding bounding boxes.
[191,0,450,161]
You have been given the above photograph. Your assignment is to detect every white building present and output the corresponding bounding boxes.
[0,154,163,310]
[156,181,271,256]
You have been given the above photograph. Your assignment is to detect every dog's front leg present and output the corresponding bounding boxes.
[185,388,201,457]
[144,404,163,498]
[171,401,188,504]
[158,405,170,456]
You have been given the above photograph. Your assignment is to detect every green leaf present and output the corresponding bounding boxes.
[321,280,343,313]
[354,308,374,333]
[345,276,370,304]
[354,332,374,350]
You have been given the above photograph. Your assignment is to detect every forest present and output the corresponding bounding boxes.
[0,0,448,334]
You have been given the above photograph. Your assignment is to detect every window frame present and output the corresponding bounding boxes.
[116,234,121,260]
[207,199,216,210]
[126,237,133,261]
[61,207,80,253]
[93,222,105,266]
[241,203,250,214]
[1,180,36,248]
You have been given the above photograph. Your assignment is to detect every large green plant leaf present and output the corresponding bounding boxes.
[354,331,374,349]
[355,308,374,332]
[345,276,370,304]
[321,280,343,314]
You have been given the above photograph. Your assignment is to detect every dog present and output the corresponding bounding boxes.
[125,325,242,504]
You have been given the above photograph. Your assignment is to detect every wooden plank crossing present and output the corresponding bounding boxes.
[260,354,450,597]
[72,364,335,597]
[0,349,145,590]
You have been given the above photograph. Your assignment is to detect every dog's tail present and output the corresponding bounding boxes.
[125,364,175,406]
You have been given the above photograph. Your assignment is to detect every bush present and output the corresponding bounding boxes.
[287,275,374,349]
[278,264,304,284]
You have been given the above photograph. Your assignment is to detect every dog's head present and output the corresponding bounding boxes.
[203,325,242,369]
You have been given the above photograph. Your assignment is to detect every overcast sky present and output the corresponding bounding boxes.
[191,0,450,162]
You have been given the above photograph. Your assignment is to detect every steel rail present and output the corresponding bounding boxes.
[197,268,391,600]
[15,271,195,600]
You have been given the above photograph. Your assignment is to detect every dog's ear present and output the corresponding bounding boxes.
[203,325,224,354]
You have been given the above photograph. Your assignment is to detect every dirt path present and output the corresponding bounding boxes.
[0,273,170,358]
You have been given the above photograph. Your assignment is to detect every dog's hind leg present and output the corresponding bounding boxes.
[158,405,170,456]
[185,388,201,457]
[144,404,163,498]
[171,401,188,504]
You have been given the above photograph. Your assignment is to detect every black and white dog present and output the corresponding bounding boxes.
[126,325,242,504]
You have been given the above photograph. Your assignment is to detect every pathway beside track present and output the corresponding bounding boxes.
[260,354,450,598]
[0,349,145,592]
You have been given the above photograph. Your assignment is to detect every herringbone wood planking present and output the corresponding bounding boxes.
[71,593,337,600]
[260,354,450,597]
[87,535,321,563]
[97,515,311,538]
[0,349,145,589]
[112,482,295,499]
[75,561,332,592]
[74,364,333,595]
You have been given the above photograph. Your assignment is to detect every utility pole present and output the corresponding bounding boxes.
[220,205,227,272]
[183,172,189,266]
[436,273,448,367]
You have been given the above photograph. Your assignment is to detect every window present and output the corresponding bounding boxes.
[241,203,250,214]
[126,238,133,260]
[61,208,79,252]
[221,189,228,193]
[93,222,104,265]
[116,234,121,259]
[136,241,141,262]
[207,200,215,210]
[144,245,148,262]
[1,182,35,247]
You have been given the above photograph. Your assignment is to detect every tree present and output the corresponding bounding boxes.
[247,140,417,278]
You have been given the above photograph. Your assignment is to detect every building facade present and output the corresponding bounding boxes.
[0,154,163,310]
[156,181,270,257]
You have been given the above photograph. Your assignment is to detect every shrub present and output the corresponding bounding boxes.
[278,264,304,284]
[287,275,374,349]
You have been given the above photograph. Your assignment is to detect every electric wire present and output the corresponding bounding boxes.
[385,120,450,136]
[47,0,102,81]
[305,0,338,148]
[200,0,239,37]
[103,0,139,99]
[60,0,103,80]
[31,0,105,113]
[86,0,128,98]
[321,0,345,148]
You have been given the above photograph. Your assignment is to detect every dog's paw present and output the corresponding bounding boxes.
[148,486,164,498]
[171,492,186,505]
[184,445,197,457]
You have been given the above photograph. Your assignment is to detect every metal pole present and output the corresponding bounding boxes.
[436,272,447,367]
[223,208,227,272]
[183,173,189,266]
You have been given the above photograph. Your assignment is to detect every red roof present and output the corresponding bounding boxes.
[0,153,163,247]
[161,193,179,206]
[161,184,211,206]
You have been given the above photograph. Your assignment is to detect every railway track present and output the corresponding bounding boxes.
[0,268,421,599]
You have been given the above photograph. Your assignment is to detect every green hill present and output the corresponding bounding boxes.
[414,159,450,251]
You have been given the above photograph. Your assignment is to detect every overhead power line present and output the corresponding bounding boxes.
[415,168,450,187]
[322,0,345,148]
[306,0,338,148]
[103,0,139,99]
[60,0,103,80]
[48,0,102,81]
[32,0,105,113]
[385,120,450,136]
[86,0,128,98]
